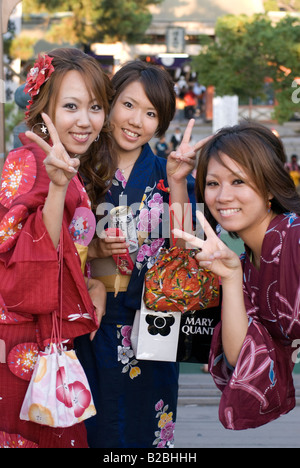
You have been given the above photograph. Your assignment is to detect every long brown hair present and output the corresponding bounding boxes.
[196,122,300,235]
[26,48,117,208]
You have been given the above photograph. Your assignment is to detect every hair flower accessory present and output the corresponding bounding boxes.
[24,54,55,99]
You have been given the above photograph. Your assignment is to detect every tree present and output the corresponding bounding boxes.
[192,14,300,123]
[22,0,163,45]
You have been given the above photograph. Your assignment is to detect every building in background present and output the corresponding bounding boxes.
[19,0,265,76]
[8,0,298,126]
[92,0,265,76]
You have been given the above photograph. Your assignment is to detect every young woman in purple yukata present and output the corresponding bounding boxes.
[175,122,300,431]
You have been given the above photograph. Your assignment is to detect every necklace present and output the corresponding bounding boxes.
[118,161,135,174]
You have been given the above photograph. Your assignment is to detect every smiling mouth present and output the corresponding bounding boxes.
[122,128,140,138]
[219,208,241,216]
[71,133,90,142]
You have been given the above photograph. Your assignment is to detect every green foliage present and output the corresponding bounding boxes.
[9,36,35,61]
[4,103,25,144]
[192,14,300,123]
[22,0,162,44]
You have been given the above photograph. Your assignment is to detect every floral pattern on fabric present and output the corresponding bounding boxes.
[114,169,127,190]
[117,325,141,379]
[8,342,39,381]
[0,432,38,448]
[0,150,37,209]
[27,403,55,427]
[144,246,220,313]
[135,184,166,274]
[137,190,164,232]
[56,367,93,419]
[0,204,28,252]
[153,399,175,448]
[20,344,96,427]
[108,171,166,277]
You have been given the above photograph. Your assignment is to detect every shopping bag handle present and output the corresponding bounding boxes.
[51,231,64,348]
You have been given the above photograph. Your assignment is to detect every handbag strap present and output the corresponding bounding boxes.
[51,230,64,348]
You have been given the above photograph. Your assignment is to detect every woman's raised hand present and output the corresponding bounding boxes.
[173,211,241,280]
[167,119,212,181]
[25,113,80,187]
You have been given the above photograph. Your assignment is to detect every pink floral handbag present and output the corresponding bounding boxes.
[19,234,96,428]
[19,341,96,428]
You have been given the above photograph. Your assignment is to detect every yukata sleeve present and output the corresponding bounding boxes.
[0,147,60,317]
[208,226,300,431]
[277,220,300,342]
[209,310,295,430]
[187,174,196,226]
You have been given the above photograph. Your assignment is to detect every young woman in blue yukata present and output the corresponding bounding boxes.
[75,60,209,448]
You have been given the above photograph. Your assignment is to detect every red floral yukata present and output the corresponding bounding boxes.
[209,213,300,430]
[0,135,98,448]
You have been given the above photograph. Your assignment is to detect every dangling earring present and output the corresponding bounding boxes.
[31,122,49,139]
[268,200,272,213]
[94,134,100,142]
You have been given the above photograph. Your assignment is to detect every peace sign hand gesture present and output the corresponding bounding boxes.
[167,119,212,182]
[25,113,80,187]
[173,211,242,281]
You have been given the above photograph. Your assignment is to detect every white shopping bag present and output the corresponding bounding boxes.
[131,291,181,362]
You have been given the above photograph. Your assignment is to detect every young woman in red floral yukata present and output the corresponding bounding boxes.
[0,48,114,448]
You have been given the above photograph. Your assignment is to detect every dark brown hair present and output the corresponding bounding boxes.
[26,47,117,207]
[110,60,176,138]
[196,121,300,235]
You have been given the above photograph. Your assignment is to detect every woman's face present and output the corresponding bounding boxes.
[204,152,272,239]
[53,70,105,157]
[109,81,159,159]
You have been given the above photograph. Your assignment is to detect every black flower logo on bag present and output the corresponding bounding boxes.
[146,314,175,337]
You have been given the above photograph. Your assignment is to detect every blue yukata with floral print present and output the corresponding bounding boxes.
[75,143,196,448]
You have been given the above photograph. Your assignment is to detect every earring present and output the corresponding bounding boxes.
[268,200,272,213]
[94,134,100,142]
[31,122,49,139]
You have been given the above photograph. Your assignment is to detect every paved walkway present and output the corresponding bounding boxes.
[175,373,300,448]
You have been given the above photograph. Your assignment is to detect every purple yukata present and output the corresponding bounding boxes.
[209,213,300,430]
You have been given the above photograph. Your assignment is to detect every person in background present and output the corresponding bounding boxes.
[13,84,30,148]
[183,86,196,120]
[0,48,114,448]
[193,82,206,118]
[285,154,300,188]
[170,126,183,152]
[154,133,170,159]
